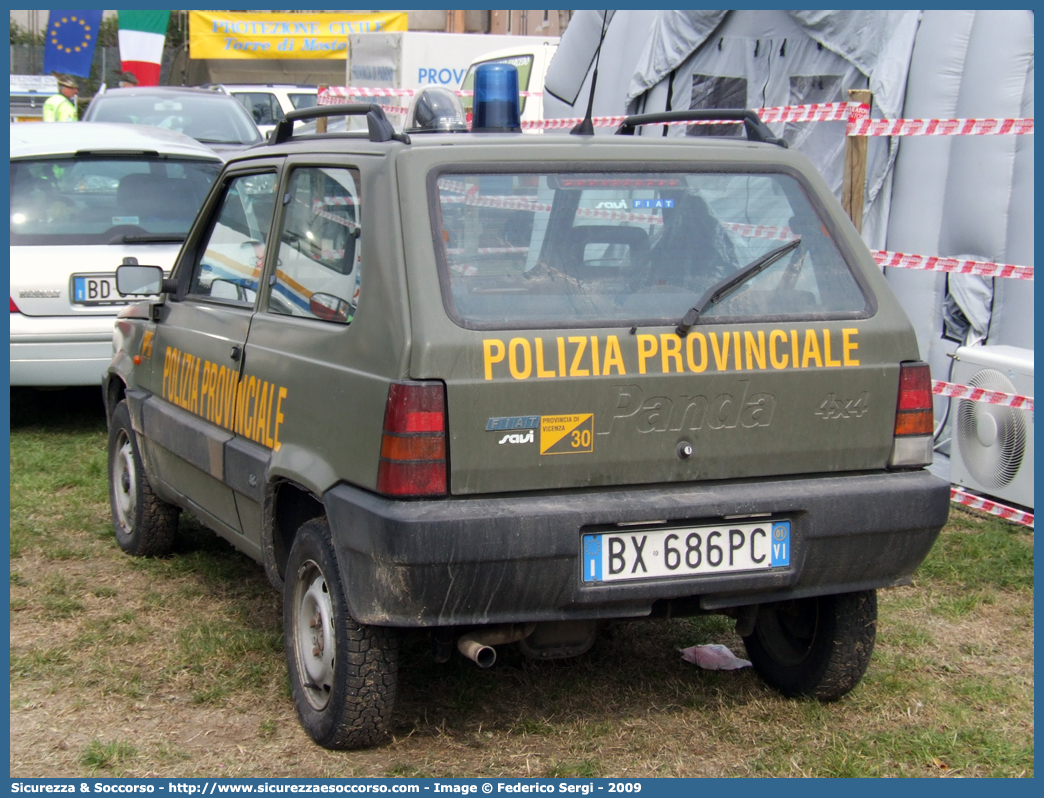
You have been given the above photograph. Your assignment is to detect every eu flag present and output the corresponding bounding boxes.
[43,10,103,78]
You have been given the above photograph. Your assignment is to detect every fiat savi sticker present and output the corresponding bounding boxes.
[482,328,860,381]
[487,414,594,453]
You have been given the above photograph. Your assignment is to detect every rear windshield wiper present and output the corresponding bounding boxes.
[111,233,187,244]
[676,237,801,335]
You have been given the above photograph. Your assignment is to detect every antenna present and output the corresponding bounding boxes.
[570,10,611,136]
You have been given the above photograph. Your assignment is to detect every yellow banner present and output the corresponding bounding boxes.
[189,11,408,59]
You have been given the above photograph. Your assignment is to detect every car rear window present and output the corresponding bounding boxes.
[432,170,869,329]
[10,157,221,246]
[87,94,263,145]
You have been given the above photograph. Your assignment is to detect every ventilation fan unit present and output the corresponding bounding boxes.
[949,345,1034,510]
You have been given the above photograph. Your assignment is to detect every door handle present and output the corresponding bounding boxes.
[230,345,242,361]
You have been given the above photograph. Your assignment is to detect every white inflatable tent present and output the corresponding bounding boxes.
[545,9,1034,482]
[545,10,921,248]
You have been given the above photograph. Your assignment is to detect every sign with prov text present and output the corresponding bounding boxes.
[189,11,408,59]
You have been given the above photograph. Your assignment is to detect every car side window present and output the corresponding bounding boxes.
[188,173,278,304]
[235,92,284,127]
[268,167,361,324]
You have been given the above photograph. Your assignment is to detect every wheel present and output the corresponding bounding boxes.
[284,518,399,749]
[742,590,877,701]
[108,400,179,556]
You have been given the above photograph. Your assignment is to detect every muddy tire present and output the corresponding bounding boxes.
[108,400,179,556]
[284,518,399,750]
[742,590,876,701]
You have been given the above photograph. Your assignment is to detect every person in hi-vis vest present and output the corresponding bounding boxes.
[43,74,78,122]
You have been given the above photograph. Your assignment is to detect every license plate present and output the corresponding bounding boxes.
[582,520,790,583]
[72,274,122,305]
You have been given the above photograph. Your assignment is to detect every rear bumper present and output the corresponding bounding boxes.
[324,470,950,627]
[10,313,115,387]
[10,342,112,386]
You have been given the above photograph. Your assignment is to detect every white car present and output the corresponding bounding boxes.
[10,123,223,386]
[204,84,319,137]
[83,87,264,155]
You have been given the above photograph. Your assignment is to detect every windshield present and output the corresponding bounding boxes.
[87,94,263,145]
[10,157,221,246]
[288,93,319,109]
[433,171,868,329]
[461,54,534,116]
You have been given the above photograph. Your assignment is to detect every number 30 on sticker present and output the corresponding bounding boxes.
[541,414,594,455]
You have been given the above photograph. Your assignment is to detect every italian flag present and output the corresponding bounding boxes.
[118,10,169,86]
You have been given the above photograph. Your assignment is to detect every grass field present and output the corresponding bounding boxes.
[9,387,1034,778]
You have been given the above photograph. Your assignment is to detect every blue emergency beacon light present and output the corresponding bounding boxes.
[471,62,522,133]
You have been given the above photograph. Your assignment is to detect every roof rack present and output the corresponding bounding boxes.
[271,103,410,145]
[615,109,786,147]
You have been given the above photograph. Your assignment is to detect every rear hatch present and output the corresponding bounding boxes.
[400,144,919,495]
[10,152,220,316]
[10,244,182,317]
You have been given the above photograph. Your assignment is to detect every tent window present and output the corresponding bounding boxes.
[785,75,843,146]
[788,75,843,105]
[687,75,746,138]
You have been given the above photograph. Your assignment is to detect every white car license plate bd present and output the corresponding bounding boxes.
[72,274,120,305]
[582,520,790,583]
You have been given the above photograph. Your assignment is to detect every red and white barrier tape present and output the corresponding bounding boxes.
[950,487,1033,528]
[319,86,542,102]
[318,88,1033,139]
[933,380,1033,411]
[760,102,865,123]
[849,117,1034,137]
[873,250,1033,281]
[438,182,669,225]
[520,103,867,131]
[522,115,626,130]
[437,184,1032,281]
[315,197,356,209]
[446,246,529,256]
[549,102,867,129]
[721,222,795,241]
[319,93,863,127]
[456,90,544,98]
[296,197,359,231]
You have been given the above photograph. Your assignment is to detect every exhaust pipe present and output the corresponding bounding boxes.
[457,623,536,668]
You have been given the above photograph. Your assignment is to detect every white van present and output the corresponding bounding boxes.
[459,38,559,129]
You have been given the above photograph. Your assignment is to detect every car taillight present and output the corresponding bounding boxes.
[889,362,934,467]
[11,297,20,313]
[376,381,447,497]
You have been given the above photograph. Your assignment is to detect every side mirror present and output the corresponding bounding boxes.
[116,259,176,296]
[309,292,353,324]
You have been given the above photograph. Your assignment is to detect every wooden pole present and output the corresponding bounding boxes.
[446,11,466,33]
[316,85,327,134]
[841,88,872,233]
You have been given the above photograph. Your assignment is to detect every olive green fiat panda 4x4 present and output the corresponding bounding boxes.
[105,93,949,749]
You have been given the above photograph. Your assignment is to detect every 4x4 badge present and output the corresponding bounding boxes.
[815,392,868,419]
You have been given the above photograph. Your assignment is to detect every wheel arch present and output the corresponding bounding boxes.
[104,374,128,424]
[262,478,325,591]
